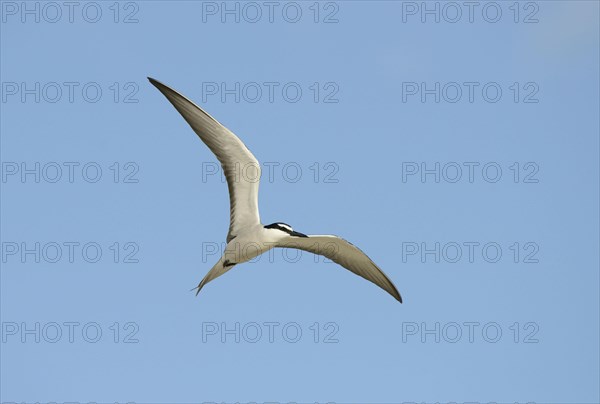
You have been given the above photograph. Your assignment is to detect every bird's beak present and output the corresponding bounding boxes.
[290,231,308,238]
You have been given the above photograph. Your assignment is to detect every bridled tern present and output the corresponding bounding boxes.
[149,77,402,303]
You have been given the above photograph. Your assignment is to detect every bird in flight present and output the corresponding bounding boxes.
[149,77,402,303]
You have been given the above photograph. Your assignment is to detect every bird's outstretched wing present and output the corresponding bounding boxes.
[149,77,261,242]
[276,235,402,302]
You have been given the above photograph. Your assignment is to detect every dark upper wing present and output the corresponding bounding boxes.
[149,77,261,242]
[277,234,402,302]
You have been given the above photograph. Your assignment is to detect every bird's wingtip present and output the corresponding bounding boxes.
[147,77,163,88]
[393,289,403,303]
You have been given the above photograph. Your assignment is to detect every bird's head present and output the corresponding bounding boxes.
[264,222,308,238]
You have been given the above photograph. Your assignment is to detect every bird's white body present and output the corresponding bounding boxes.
[203,225,298,289]
[149,77,403,303]
[224,225,284,264]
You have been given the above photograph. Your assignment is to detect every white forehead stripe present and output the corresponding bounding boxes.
[278,224,293,232]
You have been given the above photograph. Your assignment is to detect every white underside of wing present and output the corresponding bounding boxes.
[149,78,261,242]
[276,235,402,302]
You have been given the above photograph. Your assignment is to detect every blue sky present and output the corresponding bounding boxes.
[1,1,599,403]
